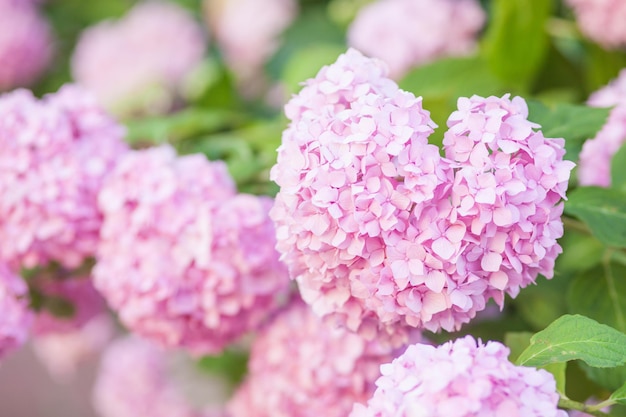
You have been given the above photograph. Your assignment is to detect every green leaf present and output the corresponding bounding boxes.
[481,0,552,90]
[526,102,610,162]
[516,315,626,368]
[567,262,626,333]
[612,144,626,192]
[565,187,626,248]
[513,274,570,331]
[282,43,347,94]
[197,349,249,386]
[506,332,566,393]
[610,380,626,406]
[581,363,626,391]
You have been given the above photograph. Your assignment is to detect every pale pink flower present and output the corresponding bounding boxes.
[0,85,128,269]
[93,336,209,417]
[0,0,53,90]
[271,49,572,344]
[94,146,290,354]
[206,0,297,89]
[350,336,567,417]
[348,0,485,79]
[31,277,114,380]
[0,263,32,359]
[227,300,410,417]
[579,70,626,187]
[72,1,207,116]
[566,0,626,49]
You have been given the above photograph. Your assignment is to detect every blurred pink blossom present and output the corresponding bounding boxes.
[0,0,53,90]
[579,70,626,187]
[93,336,212,417]
[348,0,485,79]
[72,1,207,116]
[0,85,128,269]
[227,300,411,417]
[350,336,567,417]
[567,0,626,49]
[0,263,32,360]
[271,49,572,345]
[94,146,290,354]
[205,0,297,94]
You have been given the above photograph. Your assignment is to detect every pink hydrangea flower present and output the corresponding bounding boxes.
[93,336,210,417]
[0,263,32,359]
[30,276,114,380]
[271,49,573,343]
[205,0,297,88]
[579,70,626,187]
[72,1,207,116]
[227,300,410,417]
[566,0,626,49]
[0,85,128,269]
[0,0,53,90]
[94,146,290,354]
[348,0,485,79]
[350,336,567,417]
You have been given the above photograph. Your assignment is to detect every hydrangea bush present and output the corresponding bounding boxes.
[1,1,626,417]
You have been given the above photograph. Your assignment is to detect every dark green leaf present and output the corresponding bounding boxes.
[581,363,626,392]
[565,187,626,248]
[516,315,626,368]
[526,102,610,162]
[481,0,552,90]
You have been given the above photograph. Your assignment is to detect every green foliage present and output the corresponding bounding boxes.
[612,144,626,192]
[197,349,249,387]
[516,315,626,368]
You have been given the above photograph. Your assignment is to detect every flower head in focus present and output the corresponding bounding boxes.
[94,145,291,354]
[0,85,128,270]
[350,336,567,417]
[348,0,485,79]
[579,70,626,187]
[227,299,410,417]
[0,0,53,90]
[566,0,626,49]
[271,48,573,344]
[72,1,207,117]
[0,263,32,360]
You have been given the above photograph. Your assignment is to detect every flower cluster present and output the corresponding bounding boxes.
[72,0,207,116]
[204,0,297,95]
[271,48,573,344]
[578,70,626,187]
[0,263,32,360]
[348,0,485,79]
[227,300,409,417]
[93,336,209,417]
[31,276,114,380]
[94,145,290,354]
[0,0,53,90]
[0,86,128,270]
[566,0,626,49]
[350,336,567,417]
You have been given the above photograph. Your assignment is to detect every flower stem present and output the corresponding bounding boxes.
[558,398,612,417]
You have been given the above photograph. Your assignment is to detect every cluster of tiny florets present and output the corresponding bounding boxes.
[350,336,567,417]
[0,86,128,270]
[227,300,411,417]
[0,263,32,359]
[578,69,626,187]
[72,0,207,116]
[0,0,53,90]
[348,0,485,79]
[271,48,573,344]
[94,145,290,354]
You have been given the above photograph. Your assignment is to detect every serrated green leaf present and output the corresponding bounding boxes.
[516,315,626,368]
[567,262,626,333]
[506,332,566,393]
[565,187,626,248]
[612,144,626,191]
[481,0,552,90]
[526,102,610,162]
